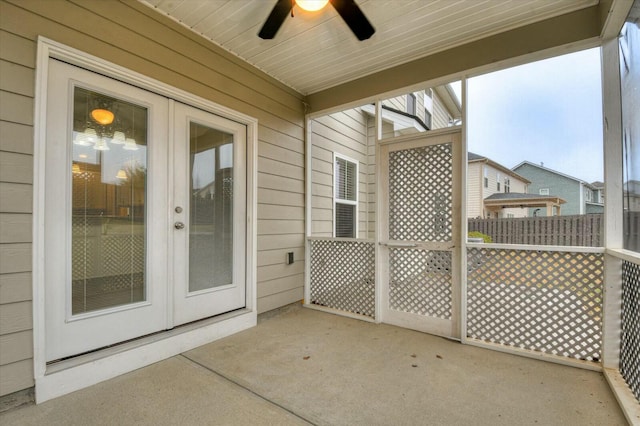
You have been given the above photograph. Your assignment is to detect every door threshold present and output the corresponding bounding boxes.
[36,308,256,403]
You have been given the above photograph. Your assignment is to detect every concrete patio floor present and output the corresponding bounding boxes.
[1,304,627,425]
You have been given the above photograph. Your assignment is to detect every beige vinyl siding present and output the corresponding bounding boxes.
[502,176,529,218]
[431,90,452,129]
[467,162,483,218]
[382,91,425,122]
[467,159,532,219]
[311,108,370,239]
[382,95,406,112]
[0,13,37,396]
[366,115,376,240]
[0,0,307,396]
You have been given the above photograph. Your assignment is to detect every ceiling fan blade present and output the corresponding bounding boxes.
[330,0,375,41]
[258,0,293,39]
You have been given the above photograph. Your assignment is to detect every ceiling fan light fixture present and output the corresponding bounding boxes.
[91,108,115,125]
[295,0,329,12]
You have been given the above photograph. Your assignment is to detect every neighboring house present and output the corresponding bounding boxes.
[591,180,605,204]
[513,161,604,216]
[467,153,565,219]
[313,85,461,240]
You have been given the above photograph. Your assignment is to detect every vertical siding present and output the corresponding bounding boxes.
[310,108,369,238]
[0,0,306,396]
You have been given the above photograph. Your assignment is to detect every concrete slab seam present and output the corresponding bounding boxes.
[178,354,317,425]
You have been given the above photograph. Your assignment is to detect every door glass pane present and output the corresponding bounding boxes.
[189,122,234,291]
[72,87,148,314]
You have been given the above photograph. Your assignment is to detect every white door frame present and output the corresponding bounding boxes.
[33,37,258,403]
[377,128,463,339]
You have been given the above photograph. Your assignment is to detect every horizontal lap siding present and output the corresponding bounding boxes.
[0,6,37,397]
[432,91,452,129]
[467,162,482,218]
[311,108,369,238]
[0,0,306,396]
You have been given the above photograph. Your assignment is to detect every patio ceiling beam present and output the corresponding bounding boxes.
[307,4,603,113]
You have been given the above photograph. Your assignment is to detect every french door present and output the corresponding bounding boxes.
[172,103,246,325]
[44,59,246,361]
[379,130,462,339]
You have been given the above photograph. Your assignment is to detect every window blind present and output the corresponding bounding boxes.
[334,156,358,238]
[335,157,357,201]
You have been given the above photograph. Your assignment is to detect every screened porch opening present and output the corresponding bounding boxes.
[304,32,639,419]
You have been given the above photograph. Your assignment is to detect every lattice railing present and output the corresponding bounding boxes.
[389,248,451,319]
[467,247,603,361]
[389,143,452,242]
[309,238,375,318]
[621,260,640,402]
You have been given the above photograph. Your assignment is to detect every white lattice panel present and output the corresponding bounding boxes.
[309,239,375,318]
[467,248,603,361]
[389,143,452,242]
[621,261,640,402]
[389,249,451,319]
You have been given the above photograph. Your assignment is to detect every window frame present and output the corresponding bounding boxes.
[406,93,417,115]
[333,152,359,238]
[424,108,432,129]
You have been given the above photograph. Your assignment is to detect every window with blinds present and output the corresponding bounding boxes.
[334,154,358,238]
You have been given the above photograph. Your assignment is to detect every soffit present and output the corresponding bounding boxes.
[141,0,598,95]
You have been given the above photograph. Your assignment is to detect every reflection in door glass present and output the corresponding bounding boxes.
[189,122,234,291]
[71,87,148,314]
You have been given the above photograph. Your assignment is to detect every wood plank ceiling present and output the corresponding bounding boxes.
[140,0,598,95]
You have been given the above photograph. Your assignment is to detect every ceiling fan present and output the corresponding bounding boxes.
[258,0,375,41]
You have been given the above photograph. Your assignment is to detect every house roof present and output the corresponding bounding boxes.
[484,193,551,201]
[141,0,628,112]
[483,192,566,209]
[468,152,531,184]
[512,161,597,189]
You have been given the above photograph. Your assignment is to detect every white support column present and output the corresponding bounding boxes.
[460,77,469,343]
[374,100,383,323]
[304,116,313,306]
[601,38,624,370]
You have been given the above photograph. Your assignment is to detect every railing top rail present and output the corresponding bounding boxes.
[467,242,605,253]
[307,236,375,243]
[606,248,640,265]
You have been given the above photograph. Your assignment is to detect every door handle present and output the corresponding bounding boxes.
[174,222,185,230]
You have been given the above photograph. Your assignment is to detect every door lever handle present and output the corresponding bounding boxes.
[174,222,185,230]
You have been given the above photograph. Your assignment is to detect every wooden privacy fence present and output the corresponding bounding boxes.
[468,214,603,247]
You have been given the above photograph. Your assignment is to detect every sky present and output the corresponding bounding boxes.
[465,48,604,183]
